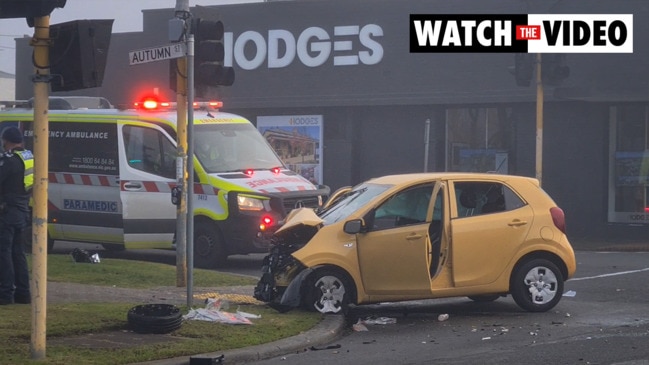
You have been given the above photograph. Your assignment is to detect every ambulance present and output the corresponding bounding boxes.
[0,98,330,267]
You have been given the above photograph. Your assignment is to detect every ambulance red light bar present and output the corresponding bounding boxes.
[134,98,223,111]
[193,101,223,109]
[271,167,281,175]
[134,97,172,110]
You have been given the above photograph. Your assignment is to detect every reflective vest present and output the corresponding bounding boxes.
[14,149,34,193]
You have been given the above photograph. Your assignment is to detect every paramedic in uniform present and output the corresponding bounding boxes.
[0,126,33,305]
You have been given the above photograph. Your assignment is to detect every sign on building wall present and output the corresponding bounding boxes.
[257,115,323,185]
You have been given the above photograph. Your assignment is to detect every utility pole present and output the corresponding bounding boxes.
[30,15,51,361]
[535,53,543,186]
[173,0,190,287]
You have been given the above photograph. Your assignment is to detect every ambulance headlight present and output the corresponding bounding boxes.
[237,195,265,211]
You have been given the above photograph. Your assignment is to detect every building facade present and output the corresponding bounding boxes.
[13,0,649,244]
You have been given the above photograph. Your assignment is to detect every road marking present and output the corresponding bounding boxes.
[569,267,649,281]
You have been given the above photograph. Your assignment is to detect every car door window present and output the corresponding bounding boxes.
[123,125,176,179]
[372,184,433,230]
[454,181,525,217]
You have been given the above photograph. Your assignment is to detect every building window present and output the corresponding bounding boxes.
[445,107,512,173]
[608,105,649,224]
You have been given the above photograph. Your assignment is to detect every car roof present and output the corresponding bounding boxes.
[366,172,539,186]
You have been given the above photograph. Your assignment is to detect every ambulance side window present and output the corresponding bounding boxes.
[123,126,176,179]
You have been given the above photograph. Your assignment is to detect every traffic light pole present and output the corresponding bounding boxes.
[186,34,196,308]
[30,15,51,361]
[173,1,190,288]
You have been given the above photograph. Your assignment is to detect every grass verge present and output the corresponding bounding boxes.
[0,254,322,365]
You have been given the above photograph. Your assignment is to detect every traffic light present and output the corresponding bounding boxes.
[542,54,570,86]
[193,18,235,93]
[49,19,114,92]
[0,0,66,20]
[512,53,535,87]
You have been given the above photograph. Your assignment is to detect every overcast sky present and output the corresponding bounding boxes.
[0,0,256,74]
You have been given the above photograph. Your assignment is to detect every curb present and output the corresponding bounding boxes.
[134,314,346,365]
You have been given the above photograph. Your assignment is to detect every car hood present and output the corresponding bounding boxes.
[274,207,323,241]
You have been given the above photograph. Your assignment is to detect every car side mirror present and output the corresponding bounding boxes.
[343,219,364,234]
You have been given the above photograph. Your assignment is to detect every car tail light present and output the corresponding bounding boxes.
[550,207,566,234]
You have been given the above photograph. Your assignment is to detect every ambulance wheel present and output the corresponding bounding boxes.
[194,223,227,268]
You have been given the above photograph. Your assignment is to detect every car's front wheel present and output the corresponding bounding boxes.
[510,258,564,312]
[303,268,352,314]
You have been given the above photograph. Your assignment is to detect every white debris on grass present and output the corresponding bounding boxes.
[183,298,261,325]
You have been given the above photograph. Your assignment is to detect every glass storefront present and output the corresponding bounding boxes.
[609,105,649,224]
[445,107,513,174]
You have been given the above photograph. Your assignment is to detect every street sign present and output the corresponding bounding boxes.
[129,43,186,65]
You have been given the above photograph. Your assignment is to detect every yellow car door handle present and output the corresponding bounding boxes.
[406,234,423,240]
[508,220,528,227]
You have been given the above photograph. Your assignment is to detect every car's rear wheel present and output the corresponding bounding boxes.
[510,258,564,312]
[194,222,227,268]
[303,268,351,314]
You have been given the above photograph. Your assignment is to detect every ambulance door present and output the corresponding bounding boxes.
[118,122,177,249]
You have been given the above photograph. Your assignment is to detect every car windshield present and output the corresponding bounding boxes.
[320,182,392,225]
[194,123,285,173]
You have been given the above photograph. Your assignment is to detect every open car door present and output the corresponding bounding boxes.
[356,181,442,296]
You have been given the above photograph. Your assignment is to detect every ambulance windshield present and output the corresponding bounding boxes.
[194,123,285,173]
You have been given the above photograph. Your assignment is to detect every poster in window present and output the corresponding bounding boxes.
[257,115,323,185]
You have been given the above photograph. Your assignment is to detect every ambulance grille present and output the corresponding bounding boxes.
[282,196,321,215]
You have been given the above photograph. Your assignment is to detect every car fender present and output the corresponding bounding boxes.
[279,267,315,307]
[499,238,576,289]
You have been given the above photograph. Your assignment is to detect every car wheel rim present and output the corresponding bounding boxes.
[523,266,558,305]
[195,235,212,257]
[314,275,345,314]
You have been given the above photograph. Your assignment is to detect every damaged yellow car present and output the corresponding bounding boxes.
[254,173,576,314]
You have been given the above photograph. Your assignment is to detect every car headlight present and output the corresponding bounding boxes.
[237,195,265,211]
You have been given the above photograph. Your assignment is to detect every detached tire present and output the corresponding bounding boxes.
[510,258,564,312]
[194,223,227,268]
[127,304,182,334]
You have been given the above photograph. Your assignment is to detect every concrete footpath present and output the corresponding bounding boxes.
[46,239,649,365]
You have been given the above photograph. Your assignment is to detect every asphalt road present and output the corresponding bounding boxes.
[247,251,649,365]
